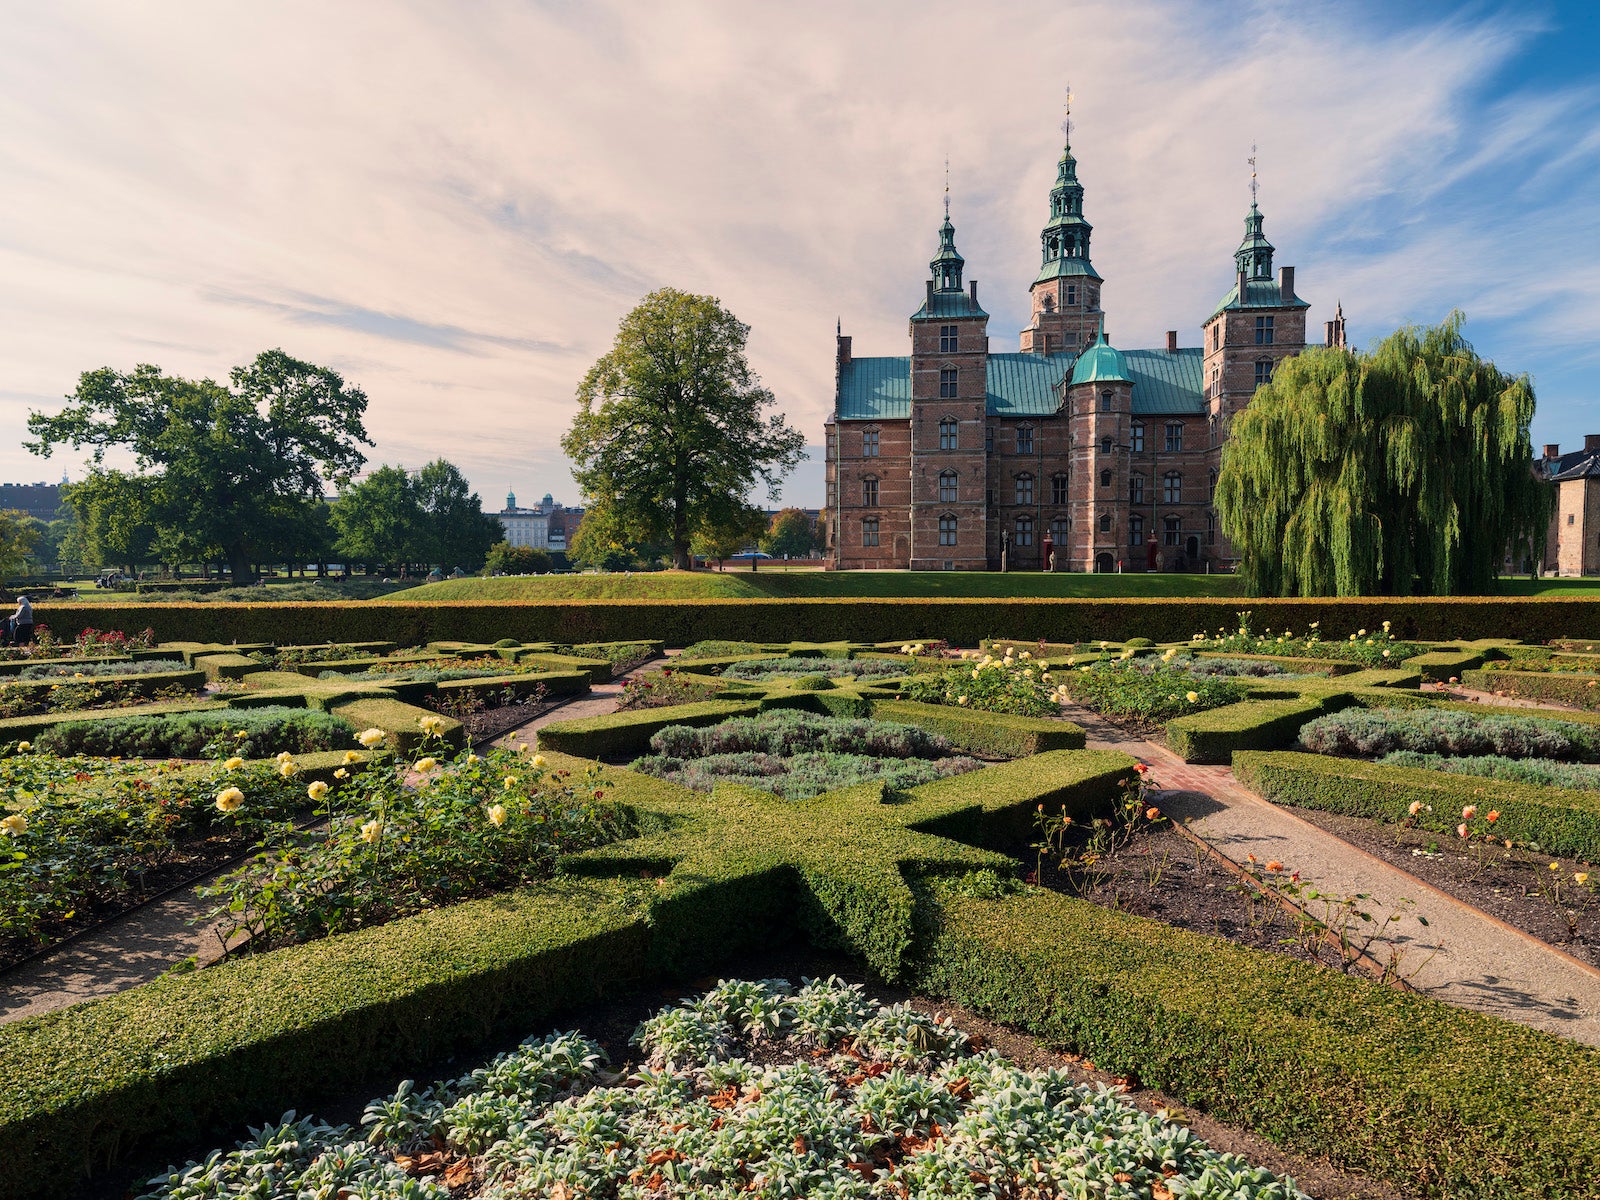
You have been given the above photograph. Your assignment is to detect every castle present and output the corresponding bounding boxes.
[823,129,1346,573]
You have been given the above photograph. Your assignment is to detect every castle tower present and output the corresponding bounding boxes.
[909,208,989,570]
[1062,324,1133,572]
[1020,124,1103,356]
[1201,192,1308,447]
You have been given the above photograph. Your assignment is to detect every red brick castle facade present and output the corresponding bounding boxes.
[824,131,1345,572]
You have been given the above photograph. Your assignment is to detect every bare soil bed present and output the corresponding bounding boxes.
[1284,805,1600,968]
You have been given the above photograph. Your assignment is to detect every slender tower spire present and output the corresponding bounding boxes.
[1021,83,1103,354]
[1235,143,1274,281]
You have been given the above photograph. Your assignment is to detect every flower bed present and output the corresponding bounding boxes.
[27,705,356,759]
[139,977,1308,1200]
[1298,706,1600,762]
[721,656,909,682]
[896,648,1059,717]
[0,626,156,663]
[617,667,725,711]
[1061,660,1247,728]
[0,668,206,719]
[1193,614,1421,668]
[630,710,985,800]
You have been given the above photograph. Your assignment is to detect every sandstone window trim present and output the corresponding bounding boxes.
[938,513,958,546]
[1163,471,1182,505]
[938,417,958,450]
[862,517,880,547]
[939,470,959,503]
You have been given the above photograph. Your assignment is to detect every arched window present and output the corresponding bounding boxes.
[938,513,957,546]
[1015,474,1034,505]
[1100,436,1113,454]
[1129,515,1144,546]
[1208,467,1218,501]
[939,470,958,503]
[1255,359,1273,386]
[1051,473,1069,505]
[1098,512,1112,533]
[1130,422,1145,453]
[1164,516,1182,546]
[1129,474,1145,504]
[1163,472,1182,504]
[863,476,879,506]
[939,418,958,450]
[1099,469,1111,488]
[1015,517,1033,546]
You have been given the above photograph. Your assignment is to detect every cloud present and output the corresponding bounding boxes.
[0,0,1591,507]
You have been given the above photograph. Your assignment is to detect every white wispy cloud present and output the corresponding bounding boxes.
[0,0,1592,505]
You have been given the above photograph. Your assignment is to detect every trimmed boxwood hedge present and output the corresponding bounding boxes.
[867,699,1086,757]
[1406,648,1488,681]
[535,699,764,758]
[0,698,230,745]
[1463,667,1600,709]
[23,595,1600,648]
[912,884,1600,1200]
[1234,750,1600,861]
[0,666,206,701]
[1164,697,1339,763]
[327,697,464,751]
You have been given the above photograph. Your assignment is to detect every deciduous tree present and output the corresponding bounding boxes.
[563,289,805,571]
[761,507,819,559]
[1216,313,1550,595]
[26,350,371,584]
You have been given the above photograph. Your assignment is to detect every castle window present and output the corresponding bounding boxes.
[1066,285,1077,306]
[985,426,994,453]
[863,477,879,506]
[1208,467,1219,501]
[1100,436,1113,454]
[1129,474,1145,504]
[1015,474,1034,505]
[1052,473,1069,505]
[1100,390,1113,412]
[1211,365,1220,398]
[1016,517,1033,547]
[939,470,959,503]
[1164,516,1181,546]
[939,368,958,398]
[939,514,958,546]
[1050,518,1069,542]
[1163,472,1182,504]
[939,325,959,353]
[939,417,957,450]
[1164,423,1183,453]
[1131,422,1145,453]
[862,428,879,457]
[1098,512,1112,532]
[1099,469,1111,488]
[1130,515,1144,547]
[1255,359,1273,386]
[1017,426,1035,454]
[862,518,880,547]
[1255,315,1274,345]
[1207,512,1217,545]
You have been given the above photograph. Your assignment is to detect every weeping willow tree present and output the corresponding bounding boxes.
[1216,312,1550,596]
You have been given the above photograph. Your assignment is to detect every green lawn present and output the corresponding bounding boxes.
[399,572,768,601]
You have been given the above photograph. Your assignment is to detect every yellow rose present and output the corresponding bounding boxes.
[487,803,507,827]
[1186,691,1199,703]
[343,750,361,764]
[235,730,249,739]
[957,695,969,706]
[357,728,387,750]
[531,755,546,768]
[504,775,519,789]
[333,767,348,780]
[359,819,382,843]
[224,756,244,771]
[1,813,27,837]
[275,750,293,763]
[278,759,298,777]
[413,757,439,773]
[306,780,329,802]
[215,787,244,813]
[16,741,30,752]
[418,715,445,736]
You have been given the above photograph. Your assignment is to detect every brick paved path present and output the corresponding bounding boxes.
[1058,701,1600,1045]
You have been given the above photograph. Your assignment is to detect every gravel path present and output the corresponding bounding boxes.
[1059,701,1600,1045]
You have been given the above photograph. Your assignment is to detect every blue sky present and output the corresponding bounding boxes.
[0,0,1595,510]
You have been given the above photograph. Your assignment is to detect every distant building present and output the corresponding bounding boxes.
[494,490,583,553]
[0,482,64,522]
[1537,439,1600,575]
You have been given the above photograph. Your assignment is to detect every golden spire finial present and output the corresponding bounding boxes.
[1249,142,1259,206]
[1060,82,1074,147]
[944,154,950,218]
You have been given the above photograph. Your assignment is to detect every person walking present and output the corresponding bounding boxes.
[9,595,33,647]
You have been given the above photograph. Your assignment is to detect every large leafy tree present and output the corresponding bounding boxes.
[761,506,819,558]
[27,351,370,584]
[330,466,425,573]
[62,470,160,573]
[563,289,806,570]
[414,459,503,571]
[1216,312,1550,596]
[0,510,42,578]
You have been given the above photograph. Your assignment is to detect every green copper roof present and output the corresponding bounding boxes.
[1208,278,1311,320]
[835,346,1206,421]
[1124,348,1205,415]
[911,291,989,320]
[1069,329,1130,386]
[1033,256,1102,284]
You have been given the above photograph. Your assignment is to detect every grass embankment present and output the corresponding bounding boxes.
[402,570,1248,602]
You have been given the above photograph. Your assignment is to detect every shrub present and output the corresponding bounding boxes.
[1061,660,1246,726]
[32,706,356,759]
[631,747,986,800]
[1165,698,1334,764]
[1462,668,1600,710]
[1194,612,1422,667]
[615,667,724,711]
[867,700,1086,758]
[647,709,954,761]
[536,700,763,758]
[1297,707,1600,761]
[897,649,1060,716]
[1379,751,1600,791]
[721,656,907,681]
[1181,656,1301,678]
[17,658,184,679]
[679,640,767,659]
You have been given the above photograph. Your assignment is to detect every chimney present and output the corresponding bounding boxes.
[970,280,978,304]
[1278,265,1296,302]
[1237,268,1248,305]
[1325,320,1335,346]
[926,280,934,306]
[1544,444,1560,459]
[836,333,851,368]
[1586,435,1600,453]
[1166,330,1178,353]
